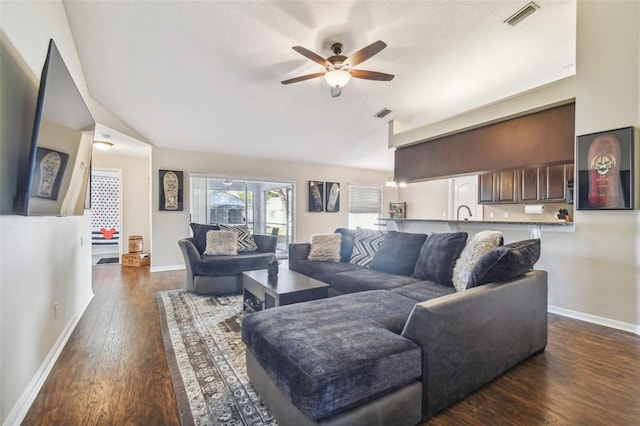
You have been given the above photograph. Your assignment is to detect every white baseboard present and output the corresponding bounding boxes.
[4,293,94,426]
[150,264,185,273]
[548,305,639,336]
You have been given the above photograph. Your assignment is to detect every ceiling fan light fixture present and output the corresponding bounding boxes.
[324,69,351,88]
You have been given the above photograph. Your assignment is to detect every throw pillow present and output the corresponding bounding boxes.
[334,228,356,262]
[308,233,342,262]
[217,224,258,252]
[412,232,468,287]
[369,231,428,276]
[203,230,238,256]
[349,227,387,267]
[467,238,541,289]
[452,230,504,292]
[189,223,220,254]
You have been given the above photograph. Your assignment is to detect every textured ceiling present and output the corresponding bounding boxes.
[64,0,576,171]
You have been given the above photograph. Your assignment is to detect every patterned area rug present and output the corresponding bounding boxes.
[156,290,277,426]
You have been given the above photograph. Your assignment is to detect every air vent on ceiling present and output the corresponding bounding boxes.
[504,2,539,26]
[374,108,392,119]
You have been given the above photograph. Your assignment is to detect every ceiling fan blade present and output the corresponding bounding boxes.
[350,69,395,81]
[281,72,325,84]
[292,46,330,67]
[346,40,387,67]
[331,87,342,98]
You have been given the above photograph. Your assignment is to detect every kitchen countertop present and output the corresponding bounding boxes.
[378,218,574,226]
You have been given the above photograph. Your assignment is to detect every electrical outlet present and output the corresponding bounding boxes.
[53,303,59,319]
[442,212,447,217]
[489,211,494,219]
[504,212,509,218]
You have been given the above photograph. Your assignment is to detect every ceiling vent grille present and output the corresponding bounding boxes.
[374,108,392,119]
[504,2,539,26]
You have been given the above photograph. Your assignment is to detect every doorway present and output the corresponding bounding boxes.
[90,168,123,264]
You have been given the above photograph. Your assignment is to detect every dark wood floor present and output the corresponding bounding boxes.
[23,265,640,425]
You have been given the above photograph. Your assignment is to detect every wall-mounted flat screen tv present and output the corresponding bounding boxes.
[16,39,94,216]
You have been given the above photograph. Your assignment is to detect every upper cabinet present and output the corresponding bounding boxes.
[479,163,573,204]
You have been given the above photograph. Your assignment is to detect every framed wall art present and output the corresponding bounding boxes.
[159,169,184,211]
[30,147,69,200]
[308,180,324,212]
[389,202,406,219]
[576,126,634,210]
[325,182,340,212]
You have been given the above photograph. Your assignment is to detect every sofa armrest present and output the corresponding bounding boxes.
[178,238,202,292]
[288,242,311,272]
[254,234,277,253]
[401,270,548,419]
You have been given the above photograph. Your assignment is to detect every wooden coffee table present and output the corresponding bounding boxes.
[242,263,329,312]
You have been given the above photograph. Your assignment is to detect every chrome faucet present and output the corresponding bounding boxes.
[456,204,473,221]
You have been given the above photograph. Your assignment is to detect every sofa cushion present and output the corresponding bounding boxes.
[412,232,468,287]
[467,238,541,289]
[349,227,387,267]
[331,269,422,294]
[452,230,503,292]
[242,290,421,421]
[369,231,428,276]
[335,227,356,262]
[218,224,258,252]
[189,222,220,254]
[193,252,275,276]
[203,230,237,256]
[308,233,341,262]
[391,280,456,302]
[295,260,363,283]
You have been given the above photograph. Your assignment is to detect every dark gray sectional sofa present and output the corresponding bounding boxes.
[242,228,547,425]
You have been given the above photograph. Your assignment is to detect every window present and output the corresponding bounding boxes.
[190,176,294,256]
[348,184,383,230]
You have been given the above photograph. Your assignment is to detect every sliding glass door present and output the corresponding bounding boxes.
[190,176,294,255]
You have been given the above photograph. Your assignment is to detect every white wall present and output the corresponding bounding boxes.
[390,0,640,332]
[151,147,394,269]
[92,153,152,254]
[0,2,94,423]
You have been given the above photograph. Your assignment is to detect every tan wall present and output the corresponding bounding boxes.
[92,153,152,254]
[390,0,640,331]
[151,147,394,268]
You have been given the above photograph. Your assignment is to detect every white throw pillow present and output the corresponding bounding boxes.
[308,233,342,262]
[452,230,503,292]
[204,230,238,256]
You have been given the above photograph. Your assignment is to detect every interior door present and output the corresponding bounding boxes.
[450,175,483,221]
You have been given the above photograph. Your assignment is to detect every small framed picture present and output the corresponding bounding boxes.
[159,170,184,211]
[30,147,69,200]
[325,182,340,212]
[308,180,324,212]
[576,127,634,210]
[389,202,406,219]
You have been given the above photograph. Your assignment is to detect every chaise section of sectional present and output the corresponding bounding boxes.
[242,290,424,425]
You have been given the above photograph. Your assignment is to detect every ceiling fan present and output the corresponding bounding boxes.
[281,40,394,98]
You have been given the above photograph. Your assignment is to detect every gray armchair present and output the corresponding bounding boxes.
[178,234,277,295]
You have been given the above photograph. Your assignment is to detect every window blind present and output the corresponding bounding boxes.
[349,185,382,213]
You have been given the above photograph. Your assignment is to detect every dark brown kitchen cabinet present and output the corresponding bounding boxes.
[519,163,574,203]
[478,170,518,204]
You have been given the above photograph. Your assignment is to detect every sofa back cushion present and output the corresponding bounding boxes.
[334,228,356,262]
[308,233,342,262]
[467,238,540,288]
[369,231,428,276]
[349,227,387,267]
[412,232,468,287]
[190,222,220,254]
[452,230,503,292]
